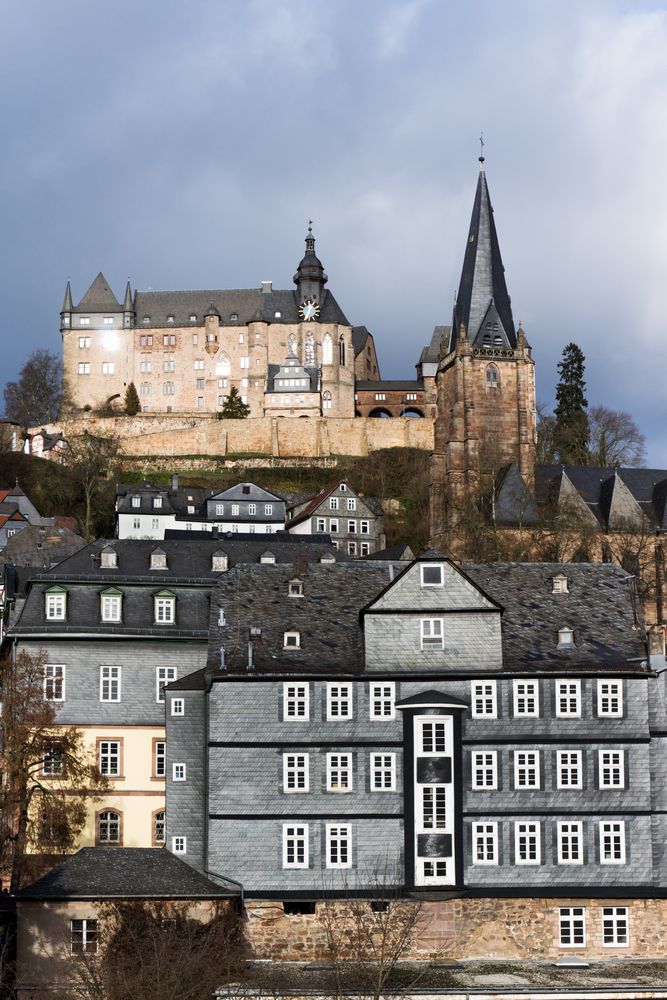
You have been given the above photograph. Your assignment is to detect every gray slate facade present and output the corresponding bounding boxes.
[286,480,385,557]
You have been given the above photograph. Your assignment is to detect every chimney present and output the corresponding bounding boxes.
[261,281,272,294]
[171,474,179,491]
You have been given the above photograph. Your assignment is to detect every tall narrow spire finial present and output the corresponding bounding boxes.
[479,132,485,166]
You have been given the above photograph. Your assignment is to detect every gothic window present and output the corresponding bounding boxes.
[486,364,499,389]
[339,337,346,366]
[322,390,332,410]
[322,333,333,365]
[216,353,231,378]
[305,333,314,366]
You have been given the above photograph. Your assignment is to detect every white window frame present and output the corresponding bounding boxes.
[420,618,444,650]
[172,763,186,781]
[556,750,583,790]
[599,750,625,789]
[369,681,395,720]
[555,679,581,718]
[602,906,630,947]
[282,823,308,868]
[557,821,584,865]
[471,750,498,790]
[101,593,122,623]
[154,596,175,624]
[559,906,586,947]
[514,750,540,789]
[156,666,177,703]
[171,698,185,717]
[283,682,309,721]
[44,664,65,702]
[599,820,626,864]
[100,665,121,703]
[470,680,497,718]
[154,741,166,777]
[326,823,352,868]
[420,563,444,588]
[472,821,498,865]
[283,753,309,793]
[172,836,187,854]
[99,740,121,777]
[515,821,541,864]
[419,719,448,755]
[329,497,339,510]
[326,752,352,792]
[45,592,66,621]
[326,683,353,721]
[283,631,301,649]
[346,497,356,511]
[419,784,448,831]
[370,752,396,791]
[513,680,539,717]
[598,680,623,717]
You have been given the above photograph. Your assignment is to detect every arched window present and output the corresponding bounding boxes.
[322,334,333,365]
[486,363,499,389]
[305,333,314,366]
[216,352,231,377]
[288,334,297,356]
[97,810,121,845]
[153,810,165,846]
[339,337,346,366]
[322,390,332,410]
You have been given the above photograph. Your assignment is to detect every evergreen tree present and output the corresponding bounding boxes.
[124,382,140,416]
[553,342,589,465]
[219,385,250,419]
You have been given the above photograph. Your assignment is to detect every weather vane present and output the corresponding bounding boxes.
[479,132,485,163]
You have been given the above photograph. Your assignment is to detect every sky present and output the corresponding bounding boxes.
[1,0,666,464]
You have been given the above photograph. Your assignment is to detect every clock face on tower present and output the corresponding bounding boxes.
[299,299,320,322]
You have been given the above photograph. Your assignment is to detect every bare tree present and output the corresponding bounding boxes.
[536,400,557,465]
[0,650,108,892]
[587,404,646,468]
[3,351,73,428]
[62,432,119,540]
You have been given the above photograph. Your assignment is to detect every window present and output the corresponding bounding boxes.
[100,547,117,568]
[172,763,186,781]
[78,336,91,348]
[327,753,352,792]
[162,381,175,395]
[284,631,300,648]
[603,906,629,947]
[421,785,447,829]
[346,498,356,511]
[360,520,370,534]
[370,753,396,790]
[360,542,370,555]
[322,390,332,409]
[374,393,386,401]
[283,824,308,867]
[288,580,303,597]
[557,750,582,789]
[348,541,357,556]
[71,919,98,955]
[131,495,141,508]
[369,682,395,720]
[100,666,121,702]
[101,592,122,622]
[140,382,152,396]
[154,594,175,624]
[599,750,624,789]
[231,504,240,516]
[43,740,64,776]
[348,520,357,533]
[421,618,444,649]
[79,317,91,326]
[471,751,498,790]
[329,497,339,510]
[150,550,167,570]
[191,315,198,324]
[154,740,166,778]
[421,563,444,587]
[154,810,166,845]
[102,362,115,375]
[471,680,497,718]
[513,680,539,717]
[558,627,574,646]
[194,359,204,370]
[316,517,326,532]
[472,822,498,864]
[552,574,569,594]
[163,359,176,372]
[44,664,65,701]
[327,683,352,720]
[420,720,447,755]
[556,679,581,717]
[45,591,66,620]
[156,666,177,702]
[140,360,152,372]
[99,740,121,777]
[264,503,273,515]
[329,519,338,533]
[283,753,309,792]
[215,503,224,516]
[557,821,583,864]
[559,907,586,947]
[172,836,187,854]
[326,824,351,867]
[98,809,121,844]
[283,682,309,720]
[103,316,114,325]
[515,821,540,864]
[77,362,91,374]
[485,363,499,388]
[514,750,539,789]
[600,821,625,864]
[421,860,449,882]
[171,698,185,717]
[598,680,623,717]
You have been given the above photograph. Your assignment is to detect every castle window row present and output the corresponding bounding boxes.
[44,590,180,626]
[471,748,625,790]
[471,679,624,718]
[282,752,397,792]
[43,664,177,704]
[283,682,395,721]
[472,820,627,867]
[315,518,370,534]
[559,906,629,948]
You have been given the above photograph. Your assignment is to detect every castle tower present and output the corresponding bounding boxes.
[430,158,536,549]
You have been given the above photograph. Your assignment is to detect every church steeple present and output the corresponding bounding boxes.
[449,160,516,353]
[293,223,328,304]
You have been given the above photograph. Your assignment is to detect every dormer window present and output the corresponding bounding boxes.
[288,580,303,597]
[187,505,195,514]
[101,589,122,623]
[153,498,162,509]
[320,553,336,564]
[421,564,444,588]
[212,552,228,572]
[230,313,239,321]
[154,591,175,624]
[100,548,117,569]
[260,552,276,565]
[143,316,151,325]
[190,314,197,323]
[552,574,569,594]
[284,631,301,649]
[558,627,574,646]
[45,587,67,621]
[131,496,141,508]
[167,315,174,324]
[339,483,347,492]
[150,550,167,570]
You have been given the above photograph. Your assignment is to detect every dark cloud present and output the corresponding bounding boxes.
[1,0,665,463]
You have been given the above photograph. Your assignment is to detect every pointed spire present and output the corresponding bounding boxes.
[123,280,133,311]
[293,223,328,301]
[61,280,73,313]
[450,163,516,352]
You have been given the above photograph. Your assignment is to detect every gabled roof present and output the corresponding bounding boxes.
[17,848,238,900]
[535,464,667,531]
[133,287,349,328]
[74,272,121,312]
[207,483,284,504]
[287,481,380,528]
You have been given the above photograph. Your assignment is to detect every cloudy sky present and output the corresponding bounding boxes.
[2,0,666,463]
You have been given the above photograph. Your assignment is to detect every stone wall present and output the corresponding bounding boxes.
[244,896,667,962]
[35,413,434,460]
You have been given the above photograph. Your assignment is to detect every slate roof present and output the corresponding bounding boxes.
[116,482,212,516]
[132,287,350,328]
[419,326,449,365]
[355,380,424,392]
[287,482,383,528]
[362,541,414,560]
[73,272,122,312]
[536,464,667,531]
[17,848,238,900]
[0,525,87,575]
[351,325,372,356]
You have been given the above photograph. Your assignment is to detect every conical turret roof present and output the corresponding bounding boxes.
[61,281,73,313]
[74,272,121,312]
